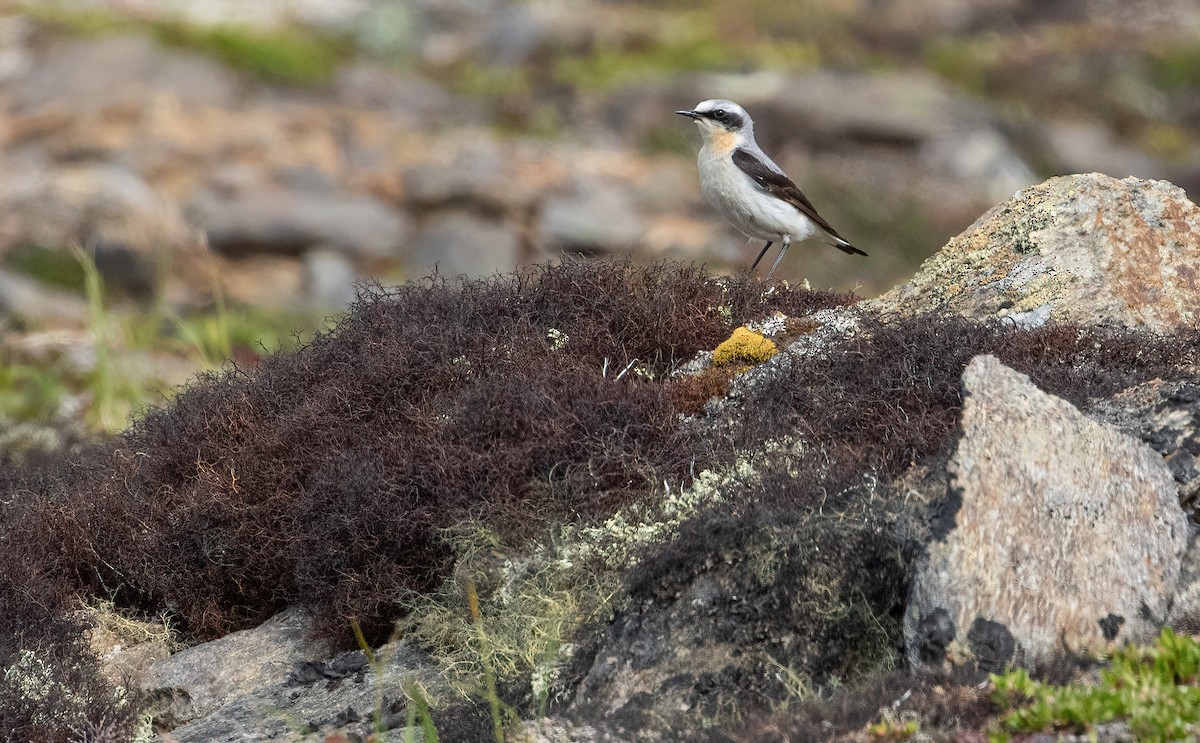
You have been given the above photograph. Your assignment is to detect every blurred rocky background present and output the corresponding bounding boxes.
[2,0,1200,436]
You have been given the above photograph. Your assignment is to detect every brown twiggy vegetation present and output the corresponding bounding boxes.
[2,258,1197,741]
[9,259,851,646]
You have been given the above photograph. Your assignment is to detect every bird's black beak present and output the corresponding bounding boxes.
[675,110,701,120]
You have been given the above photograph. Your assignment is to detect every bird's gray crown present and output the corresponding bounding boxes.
[692,99,752,131]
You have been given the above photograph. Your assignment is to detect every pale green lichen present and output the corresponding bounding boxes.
[397,451,786,705]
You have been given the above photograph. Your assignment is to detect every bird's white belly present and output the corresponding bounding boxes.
[697,153,819,243]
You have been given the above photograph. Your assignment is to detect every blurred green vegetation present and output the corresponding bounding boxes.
[24,2,348,85]
[5,244,88,294]
[0,246,330,435]
[1149,40,1200,93]
[552,15,736,91]
[154,20,348,85]
[923,37,1004,95]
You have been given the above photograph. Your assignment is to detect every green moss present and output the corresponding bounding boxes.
[990,628,1200,742]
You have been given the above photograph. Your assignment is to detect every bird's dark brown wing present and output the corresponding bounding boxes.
[732,147,867,256]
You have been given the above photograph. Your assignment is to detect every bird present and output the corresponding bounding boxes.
[676,99,867,279]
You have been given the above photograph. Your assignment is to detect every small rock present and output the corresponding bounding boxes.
[873,174,1200,330]
[403,210,523,277]
[905,355,1187,670]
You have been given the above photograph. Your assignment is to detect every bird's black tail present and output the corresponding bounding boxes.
[833,237,868,257]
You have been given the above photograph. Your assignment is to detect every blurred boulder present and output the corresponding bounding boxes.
[0,269,87,327]
[537,178,645,254]
[873,173,1200,329]
[12,34,239,115]
[405,210,523,277]
[0,161,190,254]
[189,187,410,260]
[403,133,565,214]
[905,355,1187,671]
[0,161,192,297]
[334,62,476,123]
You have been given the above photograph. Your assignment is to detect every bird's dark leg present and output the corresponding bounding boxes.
[748,241,773,274]
[765,237,790,279]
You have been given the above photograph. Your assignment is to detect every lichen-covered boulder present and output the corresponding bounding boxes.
[873,174,1200,330]
[905,355,1187,671]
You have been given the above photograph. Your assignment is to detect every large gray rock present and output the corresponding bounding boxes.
[873,174,1200,329]
[402,134,559,213]
[905,355,1188,671]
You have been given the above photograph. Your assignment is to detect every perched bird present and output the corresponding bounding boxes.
[676,99,867,278]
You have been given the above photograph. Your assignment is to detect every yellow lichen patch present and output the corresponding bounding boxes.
[712,326,778,366]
